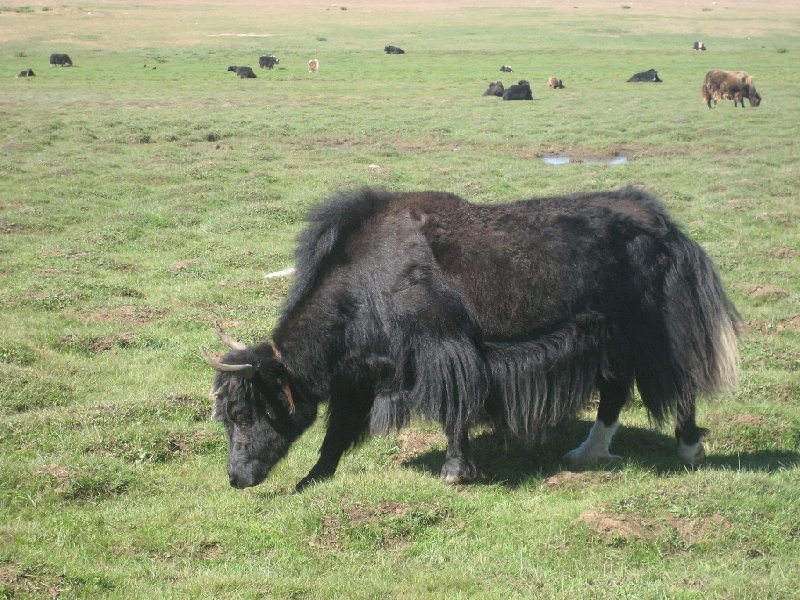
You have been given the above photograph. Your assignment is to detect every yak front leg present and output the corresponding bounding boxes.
[440,427,477,484]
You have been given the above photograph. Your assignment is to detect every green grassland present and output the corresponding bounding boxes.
[1,1,798,598]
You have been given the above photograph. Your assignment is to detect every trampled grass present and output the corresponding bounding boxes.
[1,1,798,598]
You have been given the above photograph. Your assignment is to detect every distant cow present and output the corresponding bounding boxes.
[502,80,533,101]
[500,65,513,73]
[547,76,565,89]
[259,55,279,69]
[17,69,35,77]
[308,59,319,73]
[228,66,256,79]
[627,69,662,83]
[49,54,73,67]
[384,45,405,54]
[692,41,707,51]
[701,69,761,108]
[483,81,505,97]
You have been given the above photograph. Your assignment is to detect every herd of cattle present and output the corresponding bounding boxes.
[19,46,762,109]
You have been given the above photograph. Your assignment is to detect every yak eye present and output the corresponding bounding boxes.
[227,401,251,423]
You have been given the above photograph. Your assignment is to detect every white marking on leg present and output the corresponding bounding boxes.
[678,439,706,466]
[563,420,621,463]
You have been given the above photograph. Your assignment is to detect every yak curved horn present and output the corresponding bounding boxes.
[199,348,256,379]
[214,325,247,351]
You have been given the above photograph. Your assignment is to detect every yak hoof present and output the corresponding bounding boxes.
[678,440,706,467]
[563,447,622,464]
[440,458,477,484]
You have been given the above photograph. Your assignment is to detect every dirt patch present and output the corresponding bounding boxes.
[41,249,90,258]
[170,258,200,272]
[578,509,730,544]
[727,199,760,209]
[88,331,137,352]
[35,268,64,277]
[543,470,622,491]
[78,305,167,325]
[392,430,444,464]
[737,283,789,300]
[770,247,799,259]
[0,562,65,599]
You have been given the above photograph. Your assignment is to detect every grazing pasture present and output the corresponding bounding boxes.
[1,1,798,598]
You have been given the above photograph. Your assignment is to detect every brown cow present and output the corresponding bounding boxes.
[308,58,319,73]
[547,76,565,89]
[701,69,761,108]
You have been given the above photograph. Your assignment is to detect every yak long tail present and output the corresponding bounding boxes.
[629,229,740,425]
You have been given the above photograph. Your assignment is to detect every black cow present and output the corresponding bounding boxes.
[202,187,739,491]
[627,69,662,82]
[692,41,707,51]
[482,81,504,97]
[259,55,279,69]
[502,80,533,100]
[17,69,35,77]
[500,65,513,73]
[227,66,256,79]
[384,45,405,54]
[49,53,73,67]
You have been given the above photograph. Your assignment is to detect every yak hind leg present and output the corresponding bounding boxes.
[564,370,632,464]
[440,428,477,484]
[675,396,707,467]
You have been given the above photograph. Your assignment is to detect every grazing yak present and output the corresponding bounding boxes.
[384,45,405,54]
[227,66,256,79]
[502,80,533,100]
[701,69,761,108]
[693,41,707,51]
[500,65,513,73]
[259,55,279,69]
[627,69,662,83]
[308,58,319,73]
[17,69,35,77]
[49,53,73,67]
[483,81,505,97]
[201,187,740,491]
[547,76,565,89]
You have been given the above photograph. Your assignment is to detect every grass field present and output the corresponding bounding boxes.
[1,1,798,597]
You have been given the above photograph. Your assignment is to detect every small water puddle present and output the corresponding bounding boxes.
[542,156,629,165]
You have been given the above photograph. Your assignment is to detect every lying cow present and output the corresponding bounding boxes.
[693,41,707,51]
[627,69,662,83]
[49,53,73,67]
[701,69,761,108]
[483,81,504,97]
[547,76,565,89]
[227,66,256,79]
[201,187,740,491]
[384,45,405,54]
[259,55,279,69]
[502,80,533,100]
[500,65,513,73]
[17,69,35,77]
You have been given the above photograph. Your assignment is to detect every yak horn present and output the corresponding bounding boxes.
[199,348,256,379]
[214,325,247,351]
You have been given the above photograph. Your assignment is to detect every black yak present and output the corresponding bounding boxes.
[483,81,505,97]
[202,187,740,490]
[259,55,279,69]
[17,69,35,77]
[627,69,662,82]
[701,69,761,108]
[502,80,533,100]
[227,66,256,79]
[384,45,405,54]
[49,53,73,67]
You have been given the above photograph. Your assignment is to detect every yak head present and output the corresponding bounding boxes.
[200,328,317,488]
[750,88,762,107]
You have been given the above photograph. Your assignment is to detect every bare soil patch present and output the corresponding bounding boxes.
[543,470,623,491]
[578,509,730,543]
[737,283,789,300]
[392,430,445,464]
[78,305,168,326]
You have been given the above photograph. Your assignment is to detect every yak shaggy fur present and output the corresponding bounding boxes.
[208,187,740,489]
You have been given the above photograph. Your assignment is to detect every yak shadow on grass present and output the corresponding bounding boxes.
[402,420,799,488]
